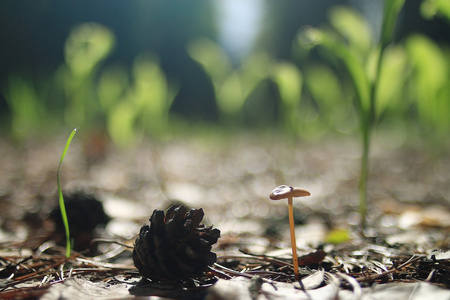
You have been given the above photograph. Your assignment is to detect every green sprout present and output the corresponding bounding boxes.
[57,128,78,258]
[297,0,406,229]
[361,0,406,227]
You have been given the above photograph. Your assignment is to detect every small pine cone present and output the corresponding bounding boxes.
[133,205,220,281]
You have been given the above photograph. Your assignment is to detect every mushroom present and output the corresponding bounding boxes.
[269,185,311,281]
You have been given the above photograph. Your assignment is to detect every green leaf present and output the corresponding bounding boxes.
[271,61,303,130]
[97,65,129,112]
[297,27,371,115]
[272,61,302,107]
[65,23,115,77]
[107,99,139,147]
[406,34,450,134]
[217,71,243,115]
[305,64,341,108]
[329,6,373,57]
[187,38,232,89]
[380,0,406,48]
[4,74,45,140]
[375,45,408,116]
[421,0,450,20]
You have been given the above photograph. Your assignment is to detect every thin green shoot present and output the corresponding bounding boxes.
[57,128,78,258]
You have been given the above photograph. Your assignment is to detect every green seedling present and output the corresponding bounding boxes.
[269,185,311,281]
[297,0,405,229]
[57,128,78,258]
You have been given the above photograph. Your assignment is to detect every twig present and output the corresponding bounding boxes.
[91,238,134,249]
[222,252,293,268]
[354,255,423,283]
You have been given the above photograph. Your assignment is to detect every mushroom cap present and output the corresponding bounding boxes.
[269,185,311,200]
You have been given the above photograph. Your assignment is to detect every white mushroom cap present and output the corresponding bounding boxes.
[269,185,311,200]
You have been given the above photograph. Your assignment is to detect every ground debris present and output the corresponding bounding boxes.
[0,137,449,298]
[1,235,448,299]
[0,244,136,299]
[207,277,449,300]
[211,238,450,290]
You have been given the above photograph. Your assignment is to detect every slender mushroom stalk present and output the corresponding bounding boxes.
[270,185,311,281]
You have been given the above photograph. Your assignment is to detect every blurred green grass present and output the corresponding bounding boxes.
[2,6,448,149]
[1,2,448,152]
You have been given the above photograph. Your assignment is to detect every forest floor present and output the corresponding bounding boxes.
[0,131,449,299]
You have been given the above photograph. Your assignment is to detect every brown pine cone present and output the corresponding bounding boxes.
[133,205,220,281]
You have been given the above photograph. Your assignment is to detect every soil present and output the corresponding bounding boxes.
[0,132,449,299]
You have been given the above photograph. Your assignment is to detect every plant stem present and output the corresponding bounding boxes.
[287,197,300,280]
[359,56,378,230]
[359,0,404,231]
[360,23,389,231]
[358,122,371,230]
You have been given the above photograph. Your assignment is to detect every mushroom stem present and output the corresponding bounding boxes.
[288,196,300,280]
[269,185,310,282]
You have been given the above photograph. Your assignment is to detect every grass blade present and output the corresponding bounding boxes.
[57,128,77,258]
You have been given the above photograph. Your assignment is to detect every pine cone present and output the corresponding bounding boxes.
[133,205,220,281]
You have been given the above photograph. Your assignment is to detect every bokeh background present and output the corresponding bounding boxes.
[0,0,449,147]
